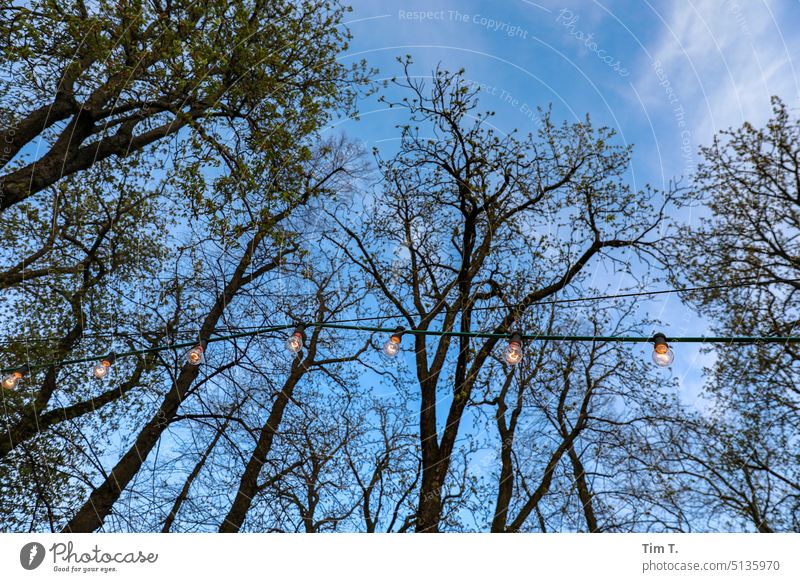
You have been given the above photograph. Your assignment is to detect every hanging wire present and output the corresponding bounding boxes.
[488,276,800,308]
[0,314,395,346]
[0,323,295,374]
[1,276,796,346]
[3,276,799,374]
[3,318,800,375]
[317,322,800,343]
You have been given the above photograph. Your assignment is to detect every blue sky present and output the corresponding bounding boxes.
[324,0,800,406]
[4,0,798,533]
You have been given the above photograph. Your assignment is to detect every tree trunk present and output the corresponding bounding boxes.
[567,443,598,532]
[219,362,305,532]
[62,232,269,532]
[491,432,515,532]
[162,419,228,533]
[415,362,443,533]
[62,363,200,532]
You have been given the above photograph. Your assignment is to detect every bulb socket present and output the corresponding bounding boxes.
[652,332,669,352]
[390,326,405,344]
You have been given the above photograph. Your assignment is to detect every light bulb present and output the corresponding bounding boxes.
[652,348,674,367]
[504,333,524,365]
[1,365,28,390]
[1,371,22,390]
[92,353,116,379]
[651,333,674,367]
[186,344,205,365]
[383,338,401,357]
[382,327,405,358]
[93,363,110,379]
[285,327,305,354]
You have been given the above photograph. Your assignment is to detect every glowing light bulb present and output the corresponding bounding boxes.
[285,327,305,354]
[186,342,205,365]
[92,353,116,379]
[93,363,109,379]
[382,327,405,358]
[504,332,524,365]
[1,371,22,390]
[1,365,29,390]
[651,333,674,367]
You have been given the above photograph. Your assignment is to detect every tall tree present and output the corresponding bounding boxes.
[219,251,371,533]
[330,61,676,532]
[481,305,683,532]
[0,157,171,531]
[665,97,800,531]
[0,158,169,463]
[0,0,367,210]
[61,138,363,532]
[2,0,369,533]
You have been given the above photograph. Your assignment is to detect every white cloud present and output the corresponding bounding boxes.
[636,0,800,142]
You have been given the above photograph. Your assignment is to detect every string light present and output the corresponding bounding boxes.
[382,326,405,358]
[504,332,524,365]
[92,353,116,379]
[4,320,800,378]
[285,326,306,354]
[1,365,30,390]
[186,340,206,366]
[1,276,796,350]
[651,333,675,367]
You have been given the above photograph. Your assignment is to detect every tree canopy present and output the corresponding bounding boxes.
[1,3,797,533]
